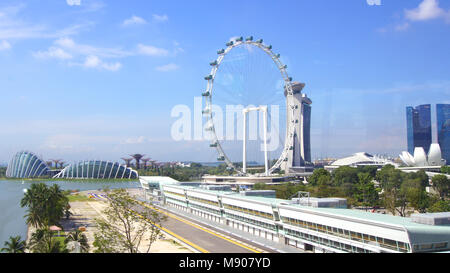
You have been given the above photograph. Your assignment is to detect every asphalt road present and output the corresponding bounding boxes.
[133,202,271,253]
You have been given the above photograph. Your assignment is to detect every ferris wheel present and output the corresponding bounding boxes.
[202,36,299,176]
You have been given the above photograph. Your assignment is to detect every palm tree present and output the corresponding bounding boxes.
[21,183,69,228]
[1,236,27,253]
[28,228,67,253]
[65,230,90,253]
[21,183,49,228]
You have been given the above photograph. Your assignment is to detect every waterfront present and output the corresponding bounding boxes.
[0,179,139,245]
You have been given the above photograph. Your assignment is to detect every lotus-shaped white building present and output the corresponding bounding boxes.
[399,144,446,167]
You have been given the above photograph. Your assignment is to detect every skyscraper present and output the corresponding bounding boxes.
[406,104,432,155]
[284,82,312,174]
[437,104,450,164]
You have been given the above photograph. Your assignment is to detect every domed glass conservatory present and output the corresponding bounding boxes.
[53,160,138,179]
[6,151,51,178]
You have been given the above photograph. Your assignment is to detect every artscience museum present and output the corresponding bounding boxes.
[399,143,446,167]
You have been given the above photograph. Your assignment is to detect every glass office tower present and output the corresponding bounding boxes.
[406,104,432,155]
[437,104,450,164]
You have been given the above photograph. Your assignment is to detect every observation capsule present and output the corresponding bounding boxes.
[202,91,210,97]
[210,60,218,66]
[204,75,213,80]
[256,39,263,43]
[226,41,234,46]
[217,49,225,54]
[246,36,253,41]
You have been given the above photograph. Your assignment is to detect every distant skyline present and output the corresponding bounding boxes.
[1,0,450,164]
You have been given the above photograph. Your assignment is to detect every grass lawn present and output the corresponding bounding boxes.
[66,194,95,202]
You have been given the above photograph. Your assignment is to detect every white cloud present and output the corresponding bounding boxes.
[156,63,179,72]
[0,40,11,50]
[137,44,169,56]
[122,15,147,26]
[124,136,147,144]
[394,22,410,31]
[101,61,122,71]
[66,0,81,6]
[34,38,180,71]
[0,4,91,40]
[33,47,72,60]
[82,55,122,71]
[84,55,101,67]
[54,37,132,58]
[152,14,168,22]
[405,0,447,21]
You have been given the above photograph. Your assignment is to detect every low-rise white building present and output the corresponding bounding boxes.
[140,176,450,253]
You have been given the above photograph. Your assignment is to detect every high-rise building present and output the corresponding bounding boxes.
[284,82,312,174]
[437,104,450,164]
[406,104,432,155]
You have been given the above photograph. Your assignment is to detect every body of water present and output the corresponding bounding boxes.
[0,179,139,246]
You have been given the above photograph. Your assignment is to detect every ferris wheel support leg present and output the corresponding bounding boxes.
[263,106,269,176]
[243,110,247,174]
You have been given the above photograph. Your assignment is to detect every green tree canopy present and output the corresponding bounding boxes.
[28,228,67,253]
[332,166,359,186]
[1,236,27,253]
[20,183,70,228]
[354,172,379,208]
[431,175,449,200]
[308,168,331,186]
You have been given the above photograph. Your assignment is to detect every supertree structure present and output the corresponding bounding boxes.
[130,154,145,169]
[141,158,151,169]
[121,158,133,168]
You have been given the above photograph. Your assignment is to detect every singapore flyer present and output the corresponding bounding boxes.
[202,36,310,176]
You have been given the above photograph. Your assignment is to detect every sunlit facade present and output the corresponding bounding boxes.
[6,151,50,178]
[53,160,138,179]
[406,104,432,155]
[437,104,450,164]
[140,177,450,253]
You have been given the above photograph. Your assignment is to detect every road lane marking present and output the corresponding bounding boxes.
[130,209,209,253]
[137,201,262,253]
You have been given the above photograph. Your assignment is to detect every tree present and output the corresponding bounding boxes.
[1,236,27,253]
[28,228,67,253]
[65,230,90,253]
[20,183,70,228]
[431,175,449,200]
[428,200,450,212]
[308,168,331,186]
[357,165,378,178]
[332,166,359,186]
[377,167,407,216]
[402,178,429,214]
[354,172,379,209]
[93,188,166,253]
[441,165,450,175]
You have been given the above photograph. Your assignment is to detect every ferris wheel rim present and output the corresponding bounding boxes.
[202,37,297,175]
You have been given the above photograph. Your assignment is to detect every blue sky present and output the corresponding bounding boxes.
[0,0,449,164]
